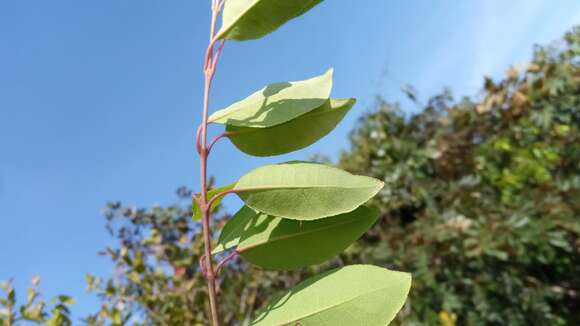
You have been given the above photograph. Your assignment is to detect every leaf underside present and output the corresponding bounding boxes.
[227,98,355,157]
[217,0,323,41]
[251,265,412,325]
[234,162,384,220]
[214,205,379,270]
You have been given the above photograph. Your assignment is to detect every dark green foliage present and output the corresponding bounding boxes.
[338,26,580,325]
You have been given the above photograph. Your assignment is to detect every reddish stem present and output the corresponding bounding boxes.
[195,125,203,154]
[207,132,230,154]
[199,255,207,278]
[216,251,239,274]
[198,1,224,325]
[211,40,226,72]
[206,188,239,212]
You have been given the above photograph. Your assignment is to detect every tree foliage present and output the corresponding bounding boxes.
[0,278,74,326]
[338,26,580,325]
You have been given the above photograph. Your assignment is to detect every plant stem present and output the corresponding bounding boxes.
[207,132,229,154]
[198,1,224,325]
[216,251,239,274]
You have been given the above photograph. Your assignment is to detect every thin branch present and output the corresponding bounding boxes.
[216,251,239,274]
[204,38,218,72]
[207,132,229,154]
[197,1,224,325]
[195,125,202,154]
[206,188,239,212]
[199,255,207,278]
[211,40,226,72]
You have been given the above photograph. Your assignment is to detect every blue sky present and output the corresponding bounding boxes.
[1,0,579,320]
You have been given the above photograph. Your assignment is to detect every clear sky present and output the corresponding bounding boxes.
[1,0,579,320]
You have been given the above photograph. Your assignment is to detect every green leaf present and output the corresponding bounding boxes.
[112,310,123,325]
[215,205,379,270]
[213,205,257,254]
[7,288,15,305]
[227,98,355,157]
[57,295,76,305]
[208,69,333,128]
[234,162,384,220]
[251,265,411,325]
[192,183,235,221]
[216,0,323,41]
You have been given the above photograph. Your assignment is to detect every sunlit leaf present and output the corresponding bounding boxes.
[227,98,355,156]
[212,205,257,254]
[208,69,333,128]
[252,265,412,325]
[216,0,323,41]
[234,162,384,220]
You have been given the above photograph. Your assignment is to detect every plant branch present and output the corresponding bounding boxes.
[199,255,207,278]
[206,188,239,212]
[207,132,229,154]
[198,1,224,325]
[195,125,203,154]
[211,40,226,72]
[216,251,239,274]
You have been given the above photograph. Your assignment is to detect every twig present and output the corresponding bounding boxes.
[197,1,225,325]
[216,251,239,274]
[207,132,229,154]
[199,255,207,278]
[195,125,202,154]
[207,188,239,211]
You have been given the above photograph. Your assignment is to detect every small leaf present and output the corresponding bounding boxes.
[7,288,15,305]
[215,205,379,270]
[57,295,76,305]
[227,98,355,156]
[112,310,123,325]
[192,183,235,221]
[252,265,412,325]
[234,162,384,220]
[217,0,323,41]
[208,69,333,128]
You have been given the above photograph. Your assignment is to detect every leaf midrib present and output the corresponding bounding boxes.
[234,184,380,192]
[257,287,389,326]
[238,215,364,252]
